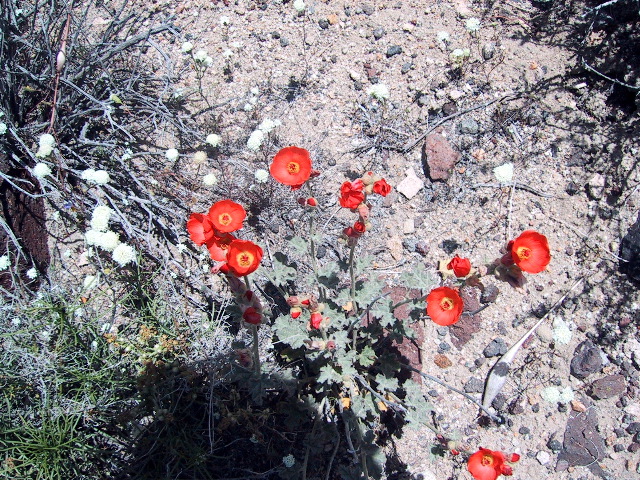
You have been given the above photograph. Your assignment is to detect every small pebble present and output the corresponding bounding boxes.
[386,45,403,57]
[373,27,385,39]
[519,426,531,435]
[536,450,551,465]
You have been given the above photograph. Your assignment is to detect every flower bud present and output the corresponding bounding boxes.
[290,306,302,319]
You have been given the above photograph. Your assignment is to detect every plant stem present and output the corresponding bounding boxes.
[390,293,428,311]
[251,324,261,376]
[348,240,359,351]
[308,214,326,302]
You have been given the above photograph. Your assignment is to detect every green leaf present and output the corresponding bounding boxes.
[288,236,308,256]
[354,254,375,277]
[399,262,437,290]
[358,345,377,367]
[109,93,123,104]
[271,252,297,287]
[317,364,342,385]
[273,314,307,349]
[377,352,401,378]
[317,261,340,289]
[403,381,435,429]
[374,374,399,393]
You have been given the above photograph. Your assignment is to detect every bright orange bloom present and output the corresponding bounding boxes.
[426,286,463,326]
[187,213,215,245]
[448,255,471,277]
[226,239,263,277]
[205,232,235,261]
[208,200,246,233]
[339,180,365,209]
[467,448,516,480]
[510,230,550,274]
[270,146,313,189]
[372,178,391,196]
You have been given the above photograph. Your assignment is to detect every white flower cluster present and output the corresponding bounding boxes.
[181,41,193,53]
[90,205,113,231]
[166,148,179,161]
[83,274,100,291]
[293,0,305,12]
[282,454,296,468]
[466,17,481,33]
[193,49,213,67]
[84,205,135,265]
[112,243,136,266]
[450,48,471,65]
[552,317,573,345]
[246,118,281,151]
[36,133,55,158]
[0,122,6,135]
[0,254,10,271]
[541,386,575,404]
[81,168,110,185]
[193,151,207,164]
[493,162,514,183]
[206,133,221,147]
[220,15,230,26]
[32,162,52,179]
[26,267,38,279]
[202,173,218,186]
[254,169,269,183]
[437,31,450,43]
[367,83,390,100]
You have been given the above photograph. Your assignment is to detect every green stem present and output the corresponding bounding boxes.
[251,324,261,376]
[390,293,428,311]
[309,214,326,302]
[348,240,358,351]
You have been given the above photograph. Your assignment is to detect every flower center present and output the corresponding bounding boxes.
[237,251,254,267]
[219,213,232,226]
[287,161,300,174]
[481,454,494,466]
[516,246,531,260]
[440,297,455,311]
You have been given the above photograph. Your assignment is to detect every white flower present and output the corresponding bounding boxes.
[247,130,264,151]
[282,454,295,468]
[176,243,187,253]
[204,56,213,67]
[193,151,207,164]
[206,133,221,147]
[437,31,450,43]
[85,229,102,245]
[466,17,481,33]
[493,163,514,183]
[293,0,305,12]
[202,173,218,186]
[222,49,233,59]
[121,149,132,161]
[254,169,269,183]
[81,168,96,181]
[26,267,38,279]
[35,144,53,158]
[0,254,10,271]
[181,41,193,53]
[250,87,260,96]
[220,15,230,26]
[450,48,470,64]
[32,162,52,179]
[95,231,120,252]
[243,103,254,112]
[39,133,56,148]
[0,122,7,135]
[92,170,110,185]
[83,274,99,291]
[367,83,390,100]
[258,118,280,134]
[112,243,136,266]
[91,205,113,232]
[558,386,575,403]
[165,148,179,161]
[193,49,208,62]
[553,318,573,345]
[540,386,560,403]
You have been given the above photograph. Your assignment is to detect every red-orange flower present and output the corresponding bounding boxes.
[187,213,215,246]
[226,239,263,277]
[510,230,550,274]
[205,232,235,261]
[208,200,246,233]
[467,448,517,480]
[339,180,365,209]
[448,255,471,277]
[426,286,463,326]
[310,312,323,329]
[372,178,391,196]
[242,307,262,325]
[270,146,312,189]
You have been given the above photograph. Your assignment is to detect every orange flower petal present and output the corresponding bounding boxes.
[187,213,215,245]
[467,448,508,480]
[270,146,313,187]
[510,230,550,273]
[426,286,463,326]
[447,255,471,277]
[226,239,263,277]
[208,200,246,233]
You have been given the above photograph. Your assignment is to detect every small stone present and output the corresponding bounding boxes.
[459,118,480,135]
[463,377,484,393]
[627,422,640,435]
[396,168,424,199]
[428,389,439,397]
[588,374,626,399]
[483,338,508,358]
[480,285,499,303]
[482,43,495,60]
[327,13,339,25]
[586,173,606,199]
[386,45,403,57]
[436,327,449,337]
[536,450,551,465]
[449,89,464,101]
[271,31,281,39]
[519,426,531,435]
[280,37,290,47]
[438,342,451,352]
[565,181,581,196]
[434,354,452,368]
[401,62,413,74]
[318,19,329,29]
[614,427,627,438]
[423,134,460,182]
[547,438,562,452]
[362,4,374,15]
[373,27,385,39]
[415,241,430,256]
[614,444,625,453]
[417,93,430,107]
[570,340,603,379]
[628,442,640,453]
[491,393,506,410]
[442,102,457,115]
[403,218,415,234]
[570,399,587,412]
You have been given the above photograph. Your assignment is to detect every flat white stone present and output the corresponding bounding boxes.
[396,168,424,199]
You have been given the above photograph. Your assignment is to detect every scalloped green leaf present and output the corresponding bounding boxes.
[399,262,437,291]
[273,314,307,349]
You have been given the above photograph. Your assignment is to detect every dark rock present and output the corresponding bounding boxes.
[401,62,413,74]
[614,427,627,438]
[622,414,636,424]
[570,340,603,379]
[415,241,430,256]
[509,398,525,415]
[318,19,329,29]
[372,27,385,39]
[491,393,506,410]
[386,45,403,57]
[626,422,640,434]
[481,285,500,303]
[613,444,625,452]
[531,403,540,413]
[463,377,484,393]
[628,442,640,453]
[519,426,531,435]
[588,374,626,399]
[436,327,449,337]
[620,211,640,285]
[459,118,480,135]
[422,133,460,181]
[438,342,451,353]
[547,437,562,452]
[482,43,495,60]
[483,338,508,358]
[558,402,568,412]
[280,37,290,47]
[440,239,460,254]
[316,245,326,259]
[557,397,607,477]
[428,389,438,397]
[271,31,281,39]
[474,357,485,367]
[442,102,457,115]
[565,181,580,196]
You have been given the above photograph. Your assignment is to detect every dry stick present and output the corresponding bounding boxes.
[552,217,628,263]
[581,59,640,90]
[401,364,501,423]
[352,374,407,413]
[49,12,71,132]
[470,182,554,198]
[324,432,341,480]
[402,93,521,153]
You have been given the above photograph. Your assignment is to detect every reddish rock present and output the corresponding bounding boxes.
[422,133,460,181]
[588,374,626,400]
[434,354,452,368]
